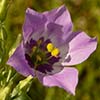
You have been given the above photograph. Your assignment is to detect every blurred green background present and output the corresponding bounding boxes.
[5,0,100,100]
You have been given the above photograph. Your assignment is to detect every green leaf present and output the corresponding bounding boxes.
[8,34,21,57]
[0,0,10,22]
[12,92,32,100]
[0,26,7,41]
[0,82,13,100]
[11,75,33,98]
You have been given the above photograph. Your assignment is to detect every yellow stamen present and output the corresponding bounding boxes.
[51,48,59,57]
[47,43,54,52]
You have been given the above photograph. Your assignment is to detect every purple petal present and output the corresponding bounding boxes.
[43,5,73,41]
[43,67,78,95]
[47,22,66,47]
[37,71,46,83]
[62,32,97,66]
[7,43,34,77]
[23,8,47,42]
[43,5,72,29]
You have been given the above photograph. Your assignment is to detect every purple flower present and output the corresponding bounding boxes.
[7,5,97,95]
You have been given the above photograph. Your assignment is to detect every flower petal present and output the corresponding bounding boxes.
[43,5,73,40]
[43,5,72,30]
[7,43,34,77]
[43,67,78,95]
[23,8,47,42]
[62,32,97,66]
[47,22,65,47]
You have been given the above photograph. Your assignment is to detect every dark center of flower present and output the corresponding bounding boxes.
[25,37,61,74]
